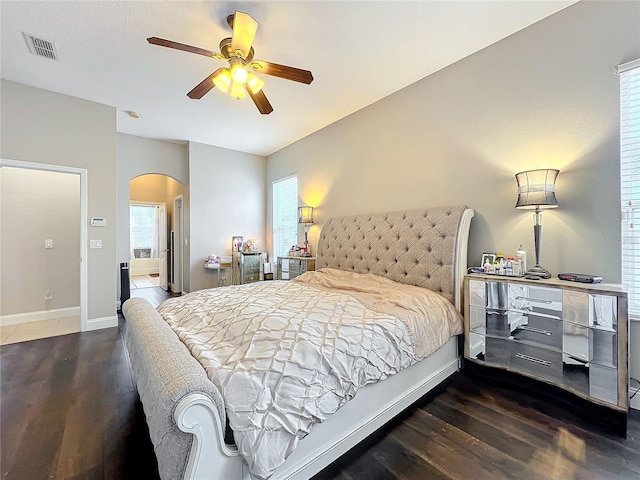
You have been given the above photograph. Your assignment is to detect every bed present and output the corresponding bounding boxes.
[123,205,474,480]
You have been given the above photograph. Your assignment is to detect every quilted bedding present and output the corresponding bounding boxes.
[157,268,463,479]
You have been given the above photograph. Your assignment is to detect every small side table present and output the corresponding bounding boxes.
[204,263,230,287]
[277,256,316,280]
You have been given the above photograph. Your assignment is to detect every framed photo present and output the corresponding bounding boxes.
[481,253,496,267]
[232,236,243,252]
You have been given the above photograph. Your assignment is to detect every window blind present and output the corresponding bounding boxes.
[272,175,298,258]
[620,60,640,320]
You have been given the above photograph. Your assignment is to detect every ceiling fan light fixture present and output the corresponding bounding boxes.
[148,9,312,113]
[213,68,232,92]
[230,81,246,99]
[230,62,248,84]
[246,71,264,94]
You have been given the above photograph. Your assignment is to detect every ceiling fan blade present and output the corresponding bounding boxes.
[247,89,274,115]
[230,11,258,59]
[187,68,226,99]
[249,60,313,84]
[147,37,220,59]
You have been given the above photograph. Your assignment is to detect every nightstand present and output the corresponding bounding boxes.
[232,251,265,284]
[277,256,315,280]
[464,274,629,414]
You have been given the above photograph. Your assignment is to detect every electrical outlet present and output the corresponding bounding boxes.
[44,289,53,300]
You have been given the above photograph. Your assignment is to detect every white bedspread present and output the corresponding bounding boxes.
[157,268,462,479]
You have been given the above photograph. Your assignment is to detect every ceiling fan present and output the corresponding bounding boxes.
[148,11,314,115]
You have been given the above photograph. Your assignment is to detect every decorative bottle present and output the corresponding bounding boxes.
[516,244,527,273]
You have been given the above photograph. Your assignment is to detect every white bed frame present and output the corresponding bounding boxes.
[178,336,459,479]
[171,206,474,480]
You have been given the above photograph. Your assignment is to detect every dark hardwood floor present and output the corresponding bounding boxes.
[2,286,639,479]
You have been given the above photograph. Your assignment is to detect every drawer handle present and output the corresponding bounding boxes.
[567,354,588,365]
[515,352,552,367]
[516,296,553,304]
[518,311,562,321]
[516,326,552,336]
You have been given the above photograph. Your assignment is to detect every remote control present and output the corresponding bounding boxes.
[557,273,603,283]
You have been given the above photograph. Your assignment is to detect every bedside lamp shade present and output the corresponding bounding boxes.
[515,169,559,209]
[515,168,559,279]
[298,206,314,225]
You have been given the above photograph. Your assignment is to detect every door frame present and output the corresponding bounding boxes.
[0,158,88,331]
[172,194,184,294]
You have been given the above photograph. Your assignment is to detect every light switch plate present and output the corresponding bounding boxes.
[45,239,53,249]
[90,239,102,249]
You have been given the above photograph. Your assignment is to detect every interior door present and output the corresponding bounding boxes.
[158,203,168,289]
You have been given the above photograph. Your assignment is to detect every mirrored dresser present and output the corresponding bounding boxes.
[464,274,629,415]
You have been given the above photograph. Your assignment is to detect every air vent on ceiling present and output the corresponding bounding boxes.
[22,32,58,60]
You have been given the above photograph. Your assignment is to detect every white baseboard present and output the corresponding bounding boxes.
[84,315,118,331]
[1,306,80,326]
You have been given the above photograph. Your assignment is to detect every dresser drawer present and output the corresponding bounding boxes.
[485,337,509,366]
[511,285,563,317]
[468,279,485,307]
[510,342,563,383]
[468,306,485,335]
[590,328,617,368]
[244,273,260,283]
[485,310,510,337]
[486,282,509,310]
[510,312,562,350]
[485,310,527,338]
[590,364,618,405]
[563,321,589,363]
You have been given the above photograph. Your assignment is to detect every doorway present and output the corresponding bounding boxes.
[129,202,167,290]
[0,158,88,343]
[128,174,184,294]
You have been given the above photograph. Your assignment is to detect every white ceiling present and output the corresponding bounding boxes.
[1,1,576,156]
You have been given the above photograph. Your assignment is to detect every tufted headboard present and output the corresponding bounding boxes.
[316,205,474,311]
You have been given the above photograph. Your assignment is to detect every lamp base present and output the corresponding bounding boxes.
[525,266,551,279]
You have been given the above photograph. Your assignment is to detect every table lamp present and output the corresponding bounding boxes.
[515,169,559,279]
[298,206,314,257]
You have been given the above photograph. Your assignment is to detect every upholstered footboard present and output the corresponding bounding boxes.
[123,298,243,480]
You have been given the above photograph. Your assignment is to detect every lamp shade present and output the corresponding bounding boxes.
[298,206,314,224]
[515,169,559,209]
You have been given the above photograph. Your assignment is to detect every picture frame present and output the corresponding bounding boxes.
[232,236,243,252]
[481,253,496,267]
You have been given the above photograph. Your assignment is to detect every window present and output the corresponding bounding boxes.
[272,175,298,258]
[620,59,640,320]
[130,204,159,259]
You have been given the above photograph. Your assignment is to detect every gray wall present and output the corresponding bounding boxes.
[1,80,117,323]
[267,0,639,284]
[188,141,266,292]
[266,0,640,400]
[0,167,80,315]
